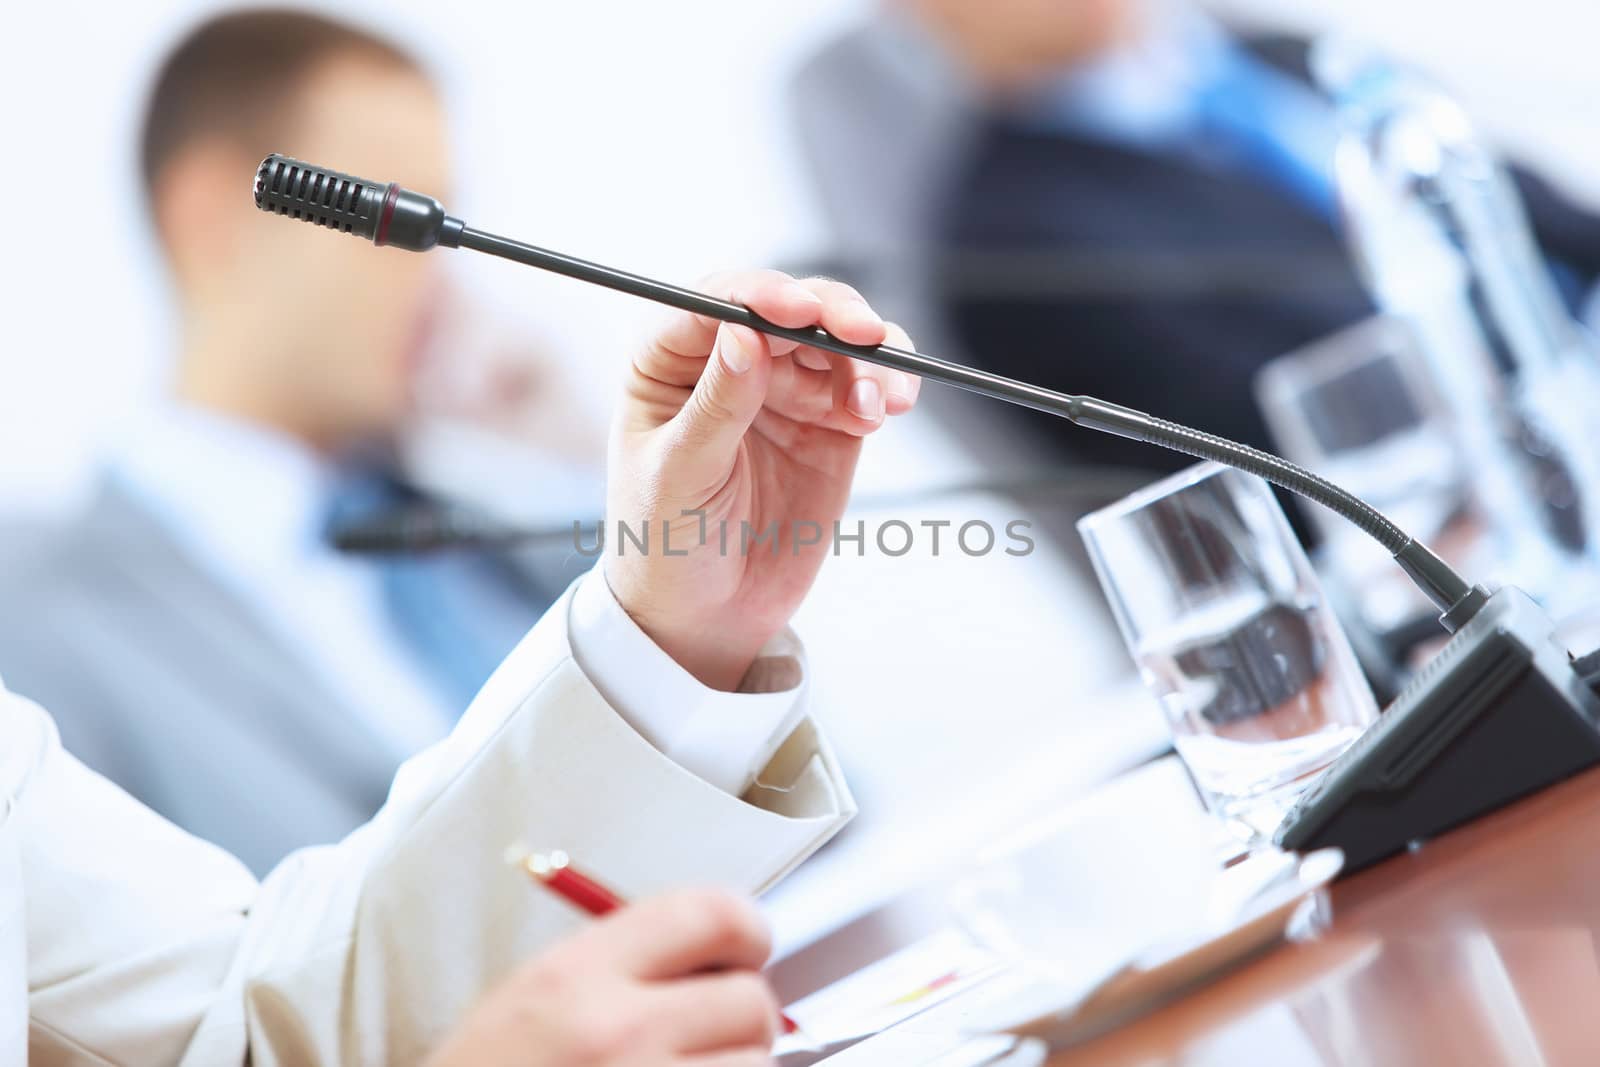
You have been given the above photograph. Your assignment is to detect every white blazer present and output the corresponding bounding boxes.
[0,582,855,1065]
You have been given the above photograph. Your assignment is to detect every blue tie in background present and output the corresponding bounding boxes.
[326,476,555,719]
[1186,47,1340,222]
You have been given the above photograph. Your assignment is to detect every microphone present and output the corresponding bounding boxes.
[254,153,1479,626]
[328,502,548,554]
[254,155,459,249]
[252,153,1600,871]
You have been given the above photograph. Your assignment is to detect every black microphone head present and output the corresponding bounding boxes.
[254,154,383,238]
[252,153,458,251]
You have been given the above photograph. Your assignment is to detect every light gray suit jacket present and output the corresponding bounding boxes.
[0,481,397,874]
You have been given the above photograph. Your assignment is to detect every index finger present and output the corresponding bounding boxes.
[635,270,826,388]
[569,888,773,980]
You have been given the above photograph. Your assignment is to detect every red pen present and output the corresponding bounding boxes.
[513,848,802,1037]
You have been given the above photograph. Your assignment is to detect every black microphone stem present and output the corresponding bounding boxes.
[458,227,1085,410]
[454,226,1477,624]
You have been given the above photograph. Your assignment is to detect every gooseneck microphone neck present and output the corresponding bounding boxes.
[253,153,1486,628]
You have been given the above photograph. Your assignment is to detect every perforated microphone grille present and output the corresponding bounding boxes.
[253,154,384,239]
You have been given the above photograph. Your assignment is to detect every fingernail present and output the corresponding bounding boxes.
[847,377,883,421]
[720,326,753,375]
[886,391,914,415]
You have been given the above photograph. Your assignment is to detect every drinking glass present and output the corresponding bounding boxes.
[1078,463,1379,840]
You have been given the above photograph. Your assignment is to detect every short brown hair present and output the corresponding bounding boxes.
[138,8,426,197]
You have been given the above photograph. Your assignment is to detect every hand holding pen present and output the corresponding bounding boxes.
[426,854,785,1067]
[514,850,803,1038]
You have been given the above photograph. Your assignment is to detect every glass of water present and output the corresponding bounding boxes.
[1077,462,1379,841]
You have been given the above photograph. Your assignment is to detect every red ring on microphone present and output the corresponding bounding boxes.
[374,182,401,246]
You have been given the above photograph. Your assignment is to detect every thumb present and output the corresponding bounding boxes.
[674,323,770,459]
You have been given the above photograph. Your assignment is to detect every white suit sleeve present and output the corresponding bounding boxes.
[11,576,855,1066]
[567,568,809,796]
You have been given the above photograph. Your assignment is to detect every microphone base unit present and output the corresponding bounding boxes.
[1275,585,1600,870]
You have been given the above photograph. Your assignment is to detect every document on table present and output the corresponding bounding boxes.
[773,758,1328,1064]
[794,966,1051,1066]
[774,929,1004,1060]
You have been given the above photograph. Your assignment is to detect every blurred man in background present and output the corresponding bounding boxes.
[0,9,575,874]
[792,0,1600,476]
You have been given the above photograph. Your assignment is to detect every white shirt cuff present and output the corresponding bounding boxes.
[566,568,809,796]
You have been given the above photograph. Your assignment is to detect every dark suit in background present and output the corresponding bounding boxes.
[790,18,1600,480]
[930,35,1600,474]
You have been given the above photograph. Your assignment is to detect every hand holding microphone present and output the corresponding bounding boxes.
[253,156,924,688]
[608,270,920,690]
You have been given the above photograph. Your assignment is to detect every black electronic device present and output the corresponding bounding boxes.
[251,153,1600,873]
[1276,586,1600,868]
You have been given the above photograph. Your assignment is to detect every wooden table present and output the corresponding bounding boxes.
[1044,765,1600,1066]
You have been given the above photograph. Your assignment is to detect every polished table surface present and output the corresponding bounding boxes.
[1044,764,1600,1066]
